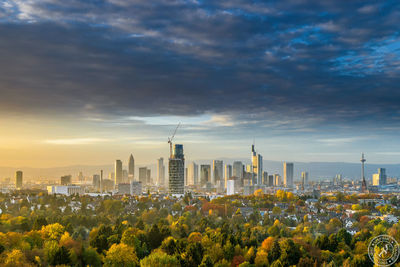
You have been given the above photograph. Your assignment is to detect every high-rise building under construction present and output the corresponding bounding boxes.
[169,144,185,195]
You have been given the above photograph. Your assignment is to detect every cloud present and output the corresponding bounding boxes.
[44,138,110,145]
[0,0,399,135]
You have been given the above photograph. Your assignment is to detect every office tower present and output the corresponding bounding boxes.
[115,160,123,185]
[157,157,165,186]
[139,167,147,185]
[262,171,268,185]
[335,174,343,185]
[188,162,198,186]
[213,160,223,189]
[109,172,114,180]
[100,170,103,193]
[185,167,187,185]
[128,154,135,180]
[378,168,387,185]
[200,165,211,186]
[93,174,100,190]
[268,175,274,186]
[361,153,367,193]
[251,145,263,185]
[283,162,294,188]
[122,170,128,182]
[233,161,243,179]
[224,164,232,189]
[225,164,232,180]
[61,175,72,185]
[227,179,235,195]
[78,171,84,182]
[274,174,281,186]
[246,164,252,173]
[373,168,387,186]
[301,172,309,188]
[147,169,151,184]
[15,171,23,189]
[169,144,185,194]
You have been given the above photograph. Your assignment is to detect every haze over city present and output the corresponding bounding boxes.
[1,0,400,168]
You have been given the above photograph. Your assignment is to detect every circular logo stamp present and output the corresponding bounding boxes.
[368,235,400,266]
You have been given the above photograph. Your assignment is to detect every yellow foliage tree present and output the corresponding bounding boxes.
[104,243,139,267]
[188,232,202,243]
[41,223,65,241]
[254,189,264,197]
[2,249,31,267]
[276,190,287,201]
[286,192,294,200]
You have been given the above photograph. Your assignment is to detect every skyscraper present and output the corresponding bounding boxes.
[157,157,165,186]
[274,174,281,186]
[213,160,223,189]
[139,167,148,185]
[169,144,185,195]
[262,171,268,185]
[233,161,243,180]
[268,175,274,187]
[146,169,151,184]
[128,154,135,180]
[188,162,199,186]
[15,170,23,189]
[361,153,367,193]
[301,172,309,189]
[283,162,294,188]
[251,144,263,185]
[100,170,103,193]
[115,160,123,185]
[224,164,232,189]
[373,168,387,186]
[200,164,211,186]
[122,170,128,182]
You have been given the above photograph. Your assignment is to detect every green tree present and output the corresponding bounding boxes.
[199,255,214,267]
[82,247,102,267]
[148,224,163,250]
[161,237,177,255]
[45,241,71,266]
[314,234,329,250]
[184,242,204,266]
[279,239,300,266]
[269,240,281,262]
[337,228,352,246]
[32,216,48,230]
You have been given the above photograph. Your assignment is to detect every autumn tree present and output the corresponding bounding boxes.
[104,243,139,267]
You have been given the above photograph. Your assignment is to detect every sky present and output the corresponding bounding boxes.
[0,0,400,167]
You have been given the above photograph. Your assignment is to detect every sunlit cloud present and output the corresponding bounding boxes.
[44,138,110,145]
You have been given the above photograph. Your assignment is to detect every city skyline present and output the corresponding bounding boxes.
[1,1,400,266]
[1,1,400,167]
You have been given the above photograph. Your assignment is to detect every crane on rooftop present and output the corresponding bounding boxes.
[168,122,181,158]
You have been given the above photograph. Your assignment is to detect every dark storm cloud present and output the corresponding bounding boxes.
[1,0,400,128]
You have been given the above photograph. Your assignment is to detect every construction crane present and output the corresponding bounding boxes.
[168,123,181,158]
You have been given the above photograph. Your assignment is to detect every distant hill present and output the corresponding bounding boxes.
[1,159,399,182]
